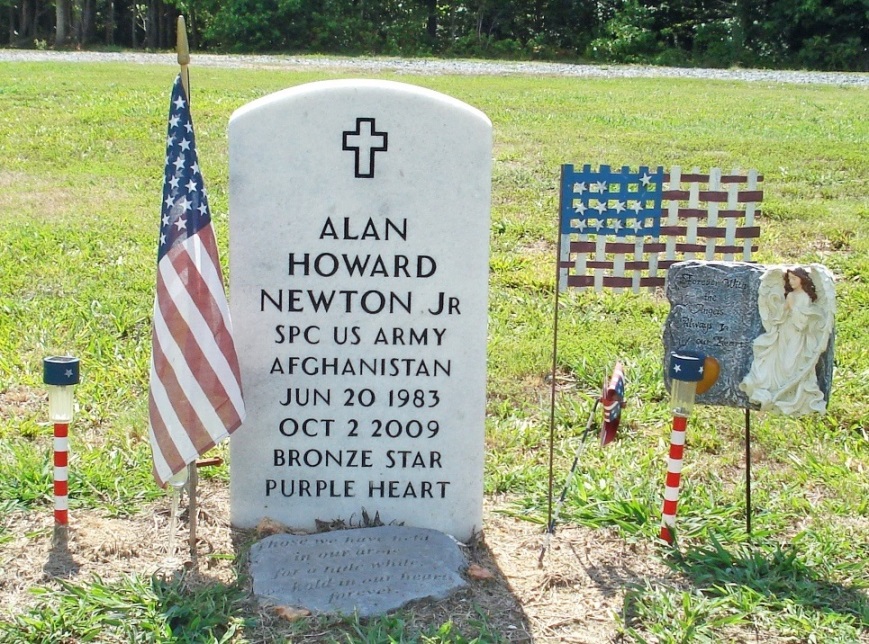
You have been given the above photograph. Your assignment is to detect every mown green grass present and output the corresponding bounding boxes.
[0,573,251,643]
[0,60,867,641]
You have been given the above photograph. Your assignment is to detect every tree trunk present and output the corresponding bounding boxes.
[81,0,95,44]
[160,2,175,49]
[18,0,26,40]
[145,0,156,49]
[74,0,82,43]
[55,0,70,45]
[105,0,114,45]
[28,0,42,39]
[131,2,137,48]
[188,7,196,50]
[20,0,31,39]
[735,0,752,51]
[425,0,437,41]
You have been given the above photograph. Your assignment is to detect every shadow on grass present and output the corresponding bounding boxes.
[670,536,869,627]
[42,527,80,580]
[569,539,665,600]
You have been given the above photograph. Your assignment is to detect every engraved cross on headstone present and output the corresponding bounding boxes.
[342,117,388,178]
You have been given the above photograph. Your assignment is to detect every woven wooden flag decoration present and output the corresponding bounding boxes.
[558,165,763,292]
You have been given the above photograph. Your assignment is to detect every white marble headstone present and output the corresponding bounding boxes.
[228,80,492,541]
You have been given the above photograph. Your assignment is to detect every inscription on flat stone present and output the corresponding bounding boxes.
[663,261,833,408]
[228,79,491,541]
[249,526,467,617]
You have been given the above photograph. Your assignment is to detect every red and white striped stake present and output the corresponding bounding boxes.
[660,414,688,544]
[54,421,70,526]
[43,355,80,545]
[660,351,712,545]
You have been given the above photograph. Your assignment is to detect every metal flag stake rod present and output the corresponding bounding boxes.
[43,355,80,547]
[539,396,599,565]
[539,363,625,565]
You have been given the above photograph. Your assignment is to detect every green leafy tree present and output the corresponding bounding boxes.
[761,0,868,70]
[203,0,303,50]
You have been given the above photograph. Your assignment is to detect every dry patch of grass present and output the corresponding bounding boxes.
[0,385,44,422]
[0,479,694,642]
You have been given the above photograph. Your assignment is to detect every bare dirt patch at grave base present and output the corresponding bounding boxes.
[1,478,679,642]
[0,385,44,422]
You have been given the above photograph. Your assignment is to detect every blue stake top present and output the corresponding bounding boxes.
[668,352,705,383]
[43,356,80,386]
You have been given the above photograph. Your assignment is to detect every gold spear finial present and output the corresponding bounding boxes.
[177,16,190,98]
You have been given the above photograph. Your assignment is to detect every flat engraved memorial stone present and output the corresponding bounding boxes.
[249,526,467,617]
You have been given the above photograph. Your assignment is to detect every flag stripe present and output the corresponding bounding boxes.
[152,291,232,449]
[163,240,245,422]
[186,231,242,385]
[148,386,189,481]
[659,226,760,238]
[662,190,764,203]
[663,172,764,183]
[150,331,213,458]
[565,275,665,289]
[569,241,668,254]
[667,242,760,254]
[564,251,754,272]
[661,209,764,221]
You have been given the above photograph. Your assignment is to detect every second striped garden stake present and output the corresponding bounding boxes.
[660,351,716,544]
[43,356,80,547]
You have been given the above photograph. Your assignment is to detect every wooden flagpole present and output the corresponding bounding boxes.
[176,15,198,563]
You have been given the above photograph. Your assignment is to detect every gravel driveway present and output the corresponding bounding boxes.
[2,49,868,86]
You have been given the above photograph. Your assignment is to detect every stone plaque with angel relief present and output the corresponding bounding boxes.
[663,261,835,414]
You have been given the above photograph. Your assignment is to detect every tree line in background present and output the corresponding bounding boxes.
[2,0,867,71]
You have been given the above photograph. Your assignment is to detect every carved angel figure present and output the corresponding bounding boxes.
[739,265,835,416]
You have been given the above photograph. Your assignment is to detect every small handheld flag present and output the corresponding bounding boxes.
[540,363,626,564]
[148,75,246,487]
[600,361,625,446]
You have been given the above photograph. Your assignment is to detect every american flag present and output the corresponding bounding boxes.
[558,165,763,292]
[148,75,245,487]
